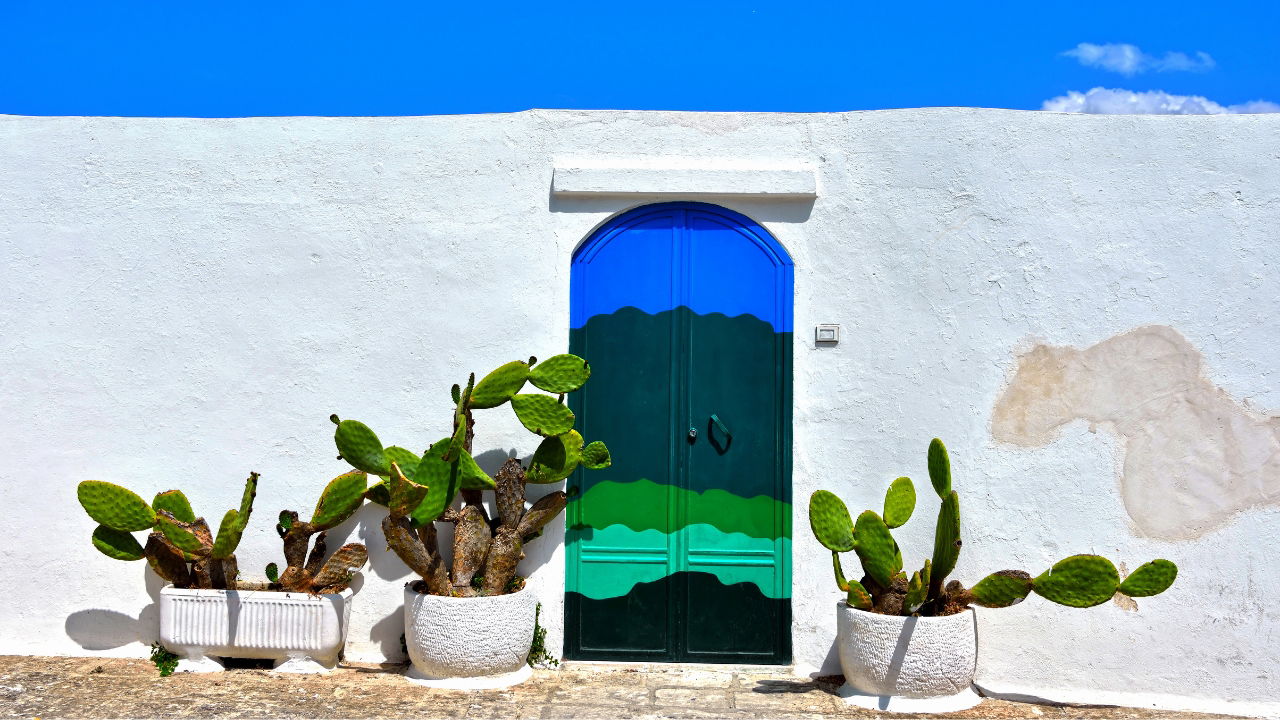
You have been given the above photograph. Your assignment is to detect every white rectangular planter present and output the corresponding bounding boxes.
[159,585,353,673]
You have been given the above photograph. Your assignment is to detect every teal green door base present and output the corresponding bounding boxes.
[564,203,793,664]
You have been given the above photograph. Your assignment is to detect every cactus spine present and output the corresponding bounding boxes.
[77,473,260,590]
[332,353,609,598]
[808,439,1177,616]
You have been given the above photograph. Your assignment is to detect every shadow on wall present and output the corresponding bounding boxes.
[992,325,1280,540]
[65,564,164,650]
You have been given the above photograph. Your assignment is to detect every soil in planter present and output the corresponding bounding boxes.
[857,576,972,617]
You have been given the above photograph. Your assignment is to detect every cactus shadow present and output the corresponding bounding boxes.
[64,609,140,650]
[352,503,413,582]
[368,609,409,663]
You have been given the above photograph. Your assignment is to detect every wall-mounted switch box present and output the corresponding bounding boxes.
[815,324,840,344]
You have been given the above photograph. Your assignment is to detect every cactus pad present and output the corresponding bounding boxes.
[529,354,591,393]
[91,525,146,561]
[971,570,1034,607]
[808,490,855,552]
[927,438,951,498]
[409,444,461,525]
[510,393,575,437]
[845,579,873,610]
[334,419,390,475]
[364,479,391,506]
[1117,559,1178,597]
[445,374,474,462]
[78,481,156,532]
[156,512,209,556]
[383,447,421,478]
[457,449,496,490]
[527,430,582,484]
[580,441,611,470]
[883,477,915,529]
[265,562,279,583]
[312,470,368,529]
[930,490,961,583]
[1033,554,1120,608]
[904,571,926,613]
[211,509,244,559]
[470,360,530,409]
[151,490,196,524]
[388,462,430,519]
[853,510,898,589]
[310,543,369,590]
[237,472,258,519]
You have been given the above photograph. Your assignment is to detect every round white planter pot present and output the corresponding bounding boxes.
[403,584,537,689]
[159,585,353,674]
[835,603,980,713]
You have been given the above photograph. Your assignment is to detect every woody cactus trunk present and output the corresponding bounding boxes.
[332,354,610,597]
[809,439,1178,616]
[77,473,259,590]
[268,470,371,594]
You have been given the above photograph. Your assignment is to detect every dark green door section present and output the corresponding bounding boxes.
[564,202,793,664]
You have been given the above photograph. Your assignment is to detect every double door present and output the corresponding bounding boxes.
[564,202,793,664]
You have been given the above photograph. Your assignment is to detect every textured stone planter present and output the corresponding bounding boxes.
[159,585,353,673]
[835,603,980,713]
[403,584,536,689]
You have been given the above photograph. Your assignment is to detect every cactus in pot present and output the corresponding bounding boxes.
[267,470,370,594]
[77,472,259,590]
[809,439,1177,616]
[331,353,610,597]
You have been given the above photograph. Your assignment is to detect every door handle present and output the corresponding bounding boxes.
[710,414,732,442]
[707,414,733,455]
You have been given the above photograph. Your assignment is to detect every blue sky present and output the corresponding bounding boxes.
[1,1,1276,116]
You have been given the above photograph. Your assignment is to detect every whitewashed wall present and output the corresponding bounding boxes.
[1,109,1277,716]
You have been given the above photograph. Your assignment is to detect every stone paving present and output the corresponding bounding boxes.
[0,656,1245,719]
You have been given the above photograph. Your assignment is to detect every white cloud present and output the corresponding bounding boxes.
[1062,43,1216,76]
[1042,87,1280,115]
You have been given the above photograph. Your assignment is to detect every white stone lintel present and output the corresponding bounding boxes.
[551,165,817,198]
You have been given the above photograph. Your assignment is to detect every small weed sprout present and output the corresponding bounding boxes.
[527,603,559,669]
[149,642,179,677]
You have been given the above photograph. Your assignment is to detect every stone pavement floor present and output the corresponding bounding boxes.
[0,656,1246,720]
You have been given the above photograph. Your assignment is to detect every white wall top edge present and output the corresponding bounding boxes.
[551,166,818,198]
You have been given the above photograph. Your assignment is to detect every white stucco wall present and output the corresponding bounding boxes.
[1,109,1277,716]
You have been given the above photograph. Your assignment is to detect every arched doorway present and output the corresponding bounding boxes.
[564,202,793,663]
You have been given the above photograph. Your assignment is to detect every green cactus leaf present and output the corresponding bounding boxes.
[808,490,855,552]
[156,513,208,555]
[151,490,196,524]
[265,562,279,583]
[1033,554,1121,608]
[930,490,961,584]
[445,375,474,462]
[364,479,391,507]
[853,510,898,589]
[580,441,611,470]
[78,481,156,532]
[470,360,530,409]
[457,449,496,490]
[971,570,1034,608]
[920,559,932,589]
[529,354,591,393]
[927,438,951,499]
[1117,559,1178,598]
[831,551,851,593]
[311,470,368,529]
[510,393,575,437]
[882,477,915,529]
[91,525,145,561]
[411,446,462,526]
[527,430,583,484]
[237,472,258,519]
[277,510,294,531]
[904,571,927,614]
[334,419,389,475]
[388,462,430,519]
[845,579,874,610]
[383,447,421,478]
[211,509,244,559]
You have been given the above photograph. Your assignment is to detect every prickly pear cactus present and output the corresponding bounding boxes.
[806,438,1178,617]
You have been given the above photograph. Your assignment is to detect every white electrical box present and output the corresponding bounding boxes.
[815,324,840,344]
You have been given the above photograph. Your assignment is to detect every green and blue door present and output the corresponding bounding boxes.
[565,202,793,663]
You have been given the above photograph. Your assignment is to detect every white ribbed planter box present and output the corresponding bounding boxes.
[836,603,980,713]
[403,584,536,689]
[159,585,353,674]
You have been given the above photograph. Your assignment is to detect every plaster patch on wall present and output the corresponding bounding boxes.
[992,325,1280,540]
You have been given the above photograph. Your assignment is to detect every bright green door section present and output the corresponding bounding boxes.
[565,203,793,664]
